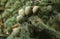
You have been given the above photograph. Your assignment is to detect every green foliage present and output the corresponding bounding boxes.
[0,0,60,39]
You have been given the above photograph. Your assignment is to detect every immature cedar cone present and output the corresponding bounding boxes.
[25,6,32,16]
[18,8,25,16]
[16,15,24,22]
[33,6,39,14]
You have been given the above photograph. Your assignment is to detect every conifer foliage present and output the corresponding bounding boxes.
[0,0,60,39]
